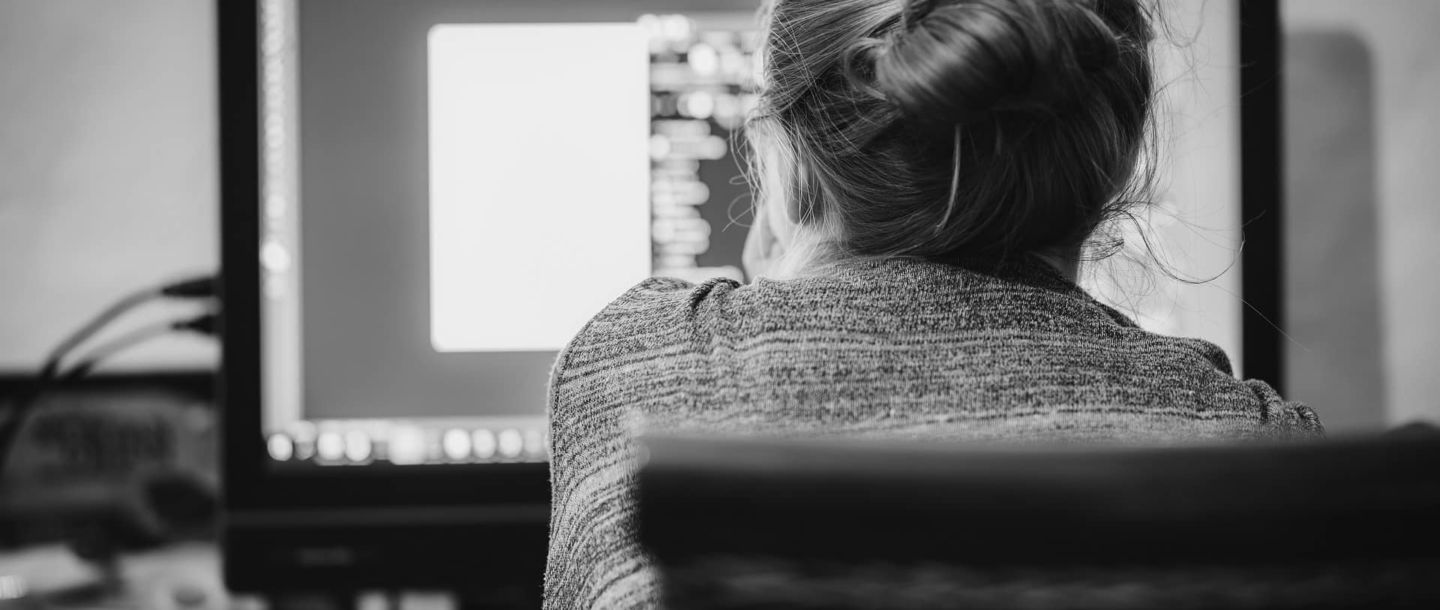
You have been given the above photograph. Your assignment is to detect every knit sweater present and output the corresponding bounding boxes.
[542,256,1323,609]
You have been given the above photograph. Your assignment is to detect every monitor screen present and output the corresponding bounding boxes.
[256,0,760,468]
[251,0,1246,470]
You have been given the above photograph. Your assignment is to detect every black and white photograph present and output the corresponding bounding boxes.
[1,0,1437,608]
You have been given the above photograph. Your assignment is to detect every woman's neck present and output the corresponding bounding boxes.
[757,226,1084,285]
[1035,247,1082,283]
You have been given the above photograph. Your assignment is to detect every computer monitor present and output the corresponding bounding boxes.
[218,0,1280,597]
[253,2,759,473]
[220,0,763,596]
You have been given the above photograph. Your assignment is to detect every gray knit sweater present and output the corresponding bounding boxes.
[543,256,1322,609]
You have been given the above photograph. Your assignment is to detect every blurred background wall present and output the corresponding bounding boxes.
[0,0,218,374]
[0,0,1436,431]
[1283,0,1440,431]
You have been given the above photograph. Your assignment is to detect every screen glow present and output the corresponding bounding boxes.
[428,23,652,352]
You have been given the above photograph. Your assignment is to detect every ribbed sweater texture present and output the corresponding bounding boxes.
[543,256,1323,609]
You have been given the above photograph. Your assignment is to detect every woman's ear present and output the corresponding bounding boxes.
[744,195,801,281]
[782,180,805,225]
[743,202,778,281]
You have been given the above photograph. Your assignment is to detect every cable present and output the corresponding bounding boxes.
[34,274,216,383]
[36,286,164,382]
[159,276,217,299]
[59,312,218,382]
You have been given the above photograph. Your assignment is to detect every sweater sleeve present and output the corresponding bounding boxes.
[543,352,657,609]
[543,278,693,609]
[1245,378,1326,438]
[1175,336,1323,438]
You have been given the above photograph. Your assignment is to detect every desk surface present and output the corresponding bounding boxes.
[0,544,471,610]
[0,542,231,609]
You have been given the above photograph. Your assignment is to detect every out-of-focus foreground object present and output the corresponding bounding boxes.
[639,428,1440,609]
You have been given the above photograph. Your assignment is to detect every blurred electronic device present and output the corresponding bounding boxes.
[0,378,217,554]
[218,0,1282,599]
[0,277,218,559]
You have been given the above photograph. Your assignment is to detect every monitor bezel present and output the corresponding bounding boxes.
[218,0,551,513]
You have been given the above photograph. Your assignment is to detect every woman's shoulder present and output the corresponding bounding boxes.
[553,275,744,379]
[1110,330,1325,439]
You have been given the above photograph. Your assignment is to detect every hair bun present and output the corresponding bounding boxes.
[876,0,1122,126]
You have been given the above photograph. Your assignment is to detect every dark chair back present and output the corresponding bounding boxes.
[638,431,1440,609]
